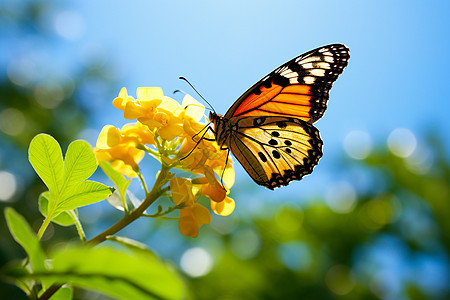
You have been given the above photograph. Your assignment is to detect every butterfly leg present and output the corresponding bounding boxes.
[220,148,231,187]
[180,126,216,160]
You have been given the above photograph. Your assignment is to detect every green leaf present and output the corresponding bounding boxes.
[106,236,155,253]
[4,208,46,274]
[57,181,113,213]
[39,192,77,226]
[15,246,185,300]
[28,134,63,195]
[100,161,131,206]
[64,140,97,184]
[107,191,126,211]
[4,208,51,290]
[47,286,73,300]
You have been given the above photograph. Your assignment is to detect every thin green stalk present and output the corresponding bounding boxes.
[37,216,52,240]
[137,171,149,195]
[69,210,86,243]
[86,164,170,247]
[39,164,171,300]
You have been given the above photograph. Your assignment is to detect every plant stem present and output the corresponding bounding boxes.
[69,210,86,243]
[87,164,169,247]
[37,216,52,241]
[39,165,170,299]
[137,171,149,196]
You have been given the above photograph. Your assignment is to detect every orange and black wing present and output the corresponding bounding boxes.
[228,116,323,190]
[224,44,349,124]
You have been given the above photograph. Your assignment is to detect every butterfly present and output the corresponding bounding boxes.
[207,44,350,190]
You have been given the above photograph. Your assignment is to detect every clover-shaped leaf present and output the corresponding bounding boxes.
[29,134,113,223]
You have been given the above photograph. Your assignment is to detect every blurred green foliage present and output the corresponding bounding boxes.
[0,1,114,298]
[180,135,449,300]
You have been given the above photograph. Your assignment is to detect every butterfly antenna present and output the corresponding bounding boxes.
[178,76,216,114]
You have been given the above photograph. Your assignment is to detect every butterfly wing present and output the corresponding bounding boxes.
[224,44,349,124]
[227,116,322,189]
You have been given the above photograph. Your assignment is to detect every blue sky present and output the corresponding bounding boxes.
[68,0,450,196]
[2,0,449,196]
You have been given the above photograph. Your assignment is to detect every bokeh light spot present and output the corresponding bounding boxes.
[277,241,311,271]
[325,181,357,214]
[53,11,85,40]
[387,128,417,157]
[343,130,372,159]
[7,57,39,87]
[230,228,261,260]
[34,83,65,109]
[405,143,433,175]
[0,171,17,202]
[359,198,394,230]
[0,108,26,136]
[325,264,355,295]
[180,247,213,277]
[274,207,303,232]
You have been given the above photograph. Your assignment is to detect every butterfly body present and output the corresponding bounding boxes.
[210,44,350,189]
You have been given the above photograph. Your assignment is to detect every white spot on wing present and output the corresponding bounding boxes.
[304,76,315,84]
[289,77,299,84]
[299,56,319,64]
[284,72,299,78]
[316,62,330,69]
[310,69,325,76]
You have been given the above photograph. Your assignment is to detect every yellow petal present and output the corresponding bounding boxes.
[203,165,216,186]
[139,118,162,130]
[158,96,180,114]
[112,160,138,177]
[124,101,143,119]
[118,87,128,99]
[181,94,205,121]
[158,123,184,141]
[136,87,163,101]
[112,87,130,110]
[211,196,235,216]
[94,148,113,162]
[193,203,211,226]
[215,165,235,188]
[140,98,162,111]
[178,212,199,238]
[96,125,120,148]
[170,177,195,206]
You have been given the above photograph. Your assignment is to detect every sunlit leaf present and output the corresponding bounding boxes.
[38,192,77,226]
[100,161,131,206]
[28,134,63,195]
[106,190,126,211]
[4,208,51,290]
[64,140,97,184]
[106,236,156,254]
[56,181,113,214]
[16,246,185,300]
[4,208,46,273]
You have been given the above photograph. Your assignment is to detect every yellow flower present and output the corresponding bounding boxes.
[210,196,235,217]
[94,123,154,177]
[103,87,237,237]
[113,87,163,120]
[179,117,235,188]
[139,97,184,141]
[191,166,236,217]
[170,177,211,238]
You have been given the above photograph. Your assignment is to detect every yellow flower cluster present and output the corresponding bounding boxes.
[94,87,235,237]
